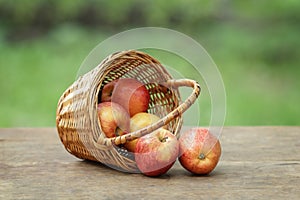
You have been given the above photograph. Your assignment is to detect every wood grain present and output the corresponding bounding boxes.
[0,127,300,199]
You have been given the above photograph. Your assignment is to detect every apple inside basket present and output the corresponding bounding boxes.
[56,50,200,173]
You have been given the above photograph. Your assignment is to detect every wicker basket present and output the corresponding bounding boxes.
[56,50,200,172]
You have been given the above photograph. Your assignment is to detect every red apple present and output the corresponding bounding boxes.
[124,112,161,152]
[135,129,179,176]
[97,102,130,138]
[179,128,221,175]
[100,79,118,102]
[101,78,150,117]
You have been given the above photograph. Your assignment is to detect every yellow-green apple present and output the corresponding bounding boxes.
[101,78,150,117]
[124,112,161,152]
[97,102,130,138]
[135,129,179,176]
[179,128,221,175]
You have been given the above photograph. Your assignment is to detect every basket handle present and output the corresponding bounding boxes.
[109,79,201,146]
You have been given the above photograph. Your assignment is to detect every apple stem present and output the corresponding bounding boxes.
[161,136,168,143]
[199,153,205,160]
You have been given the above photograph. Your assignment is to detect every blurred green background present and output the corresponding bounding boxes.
[0,0,299,127]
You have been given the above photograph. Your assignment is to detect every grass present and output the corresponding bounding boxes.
[0,24,299,127]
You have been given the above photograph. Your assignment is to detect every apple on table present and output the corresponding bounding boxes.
[135,129,179,177]
[178,128,221,175]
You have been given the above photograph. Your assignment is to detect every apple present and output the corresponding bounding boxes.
[179,128,221,175]
[100,79,118,102]
[101,78,150,117]
[124,112,161,152]
[97,102,130,138]
[135,129,179,176]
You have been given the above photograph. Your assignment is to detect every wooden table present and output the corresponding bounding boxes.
[1,127,299,199]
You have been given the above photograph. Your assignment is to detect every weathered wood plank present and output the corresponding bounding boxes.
[0,127,300,199]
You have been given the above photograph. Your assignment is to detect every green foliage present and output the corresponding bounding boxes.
[2,0,299,32]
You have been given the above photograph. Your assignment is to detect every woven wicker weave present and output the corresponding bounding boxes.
[56,50,200,172]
